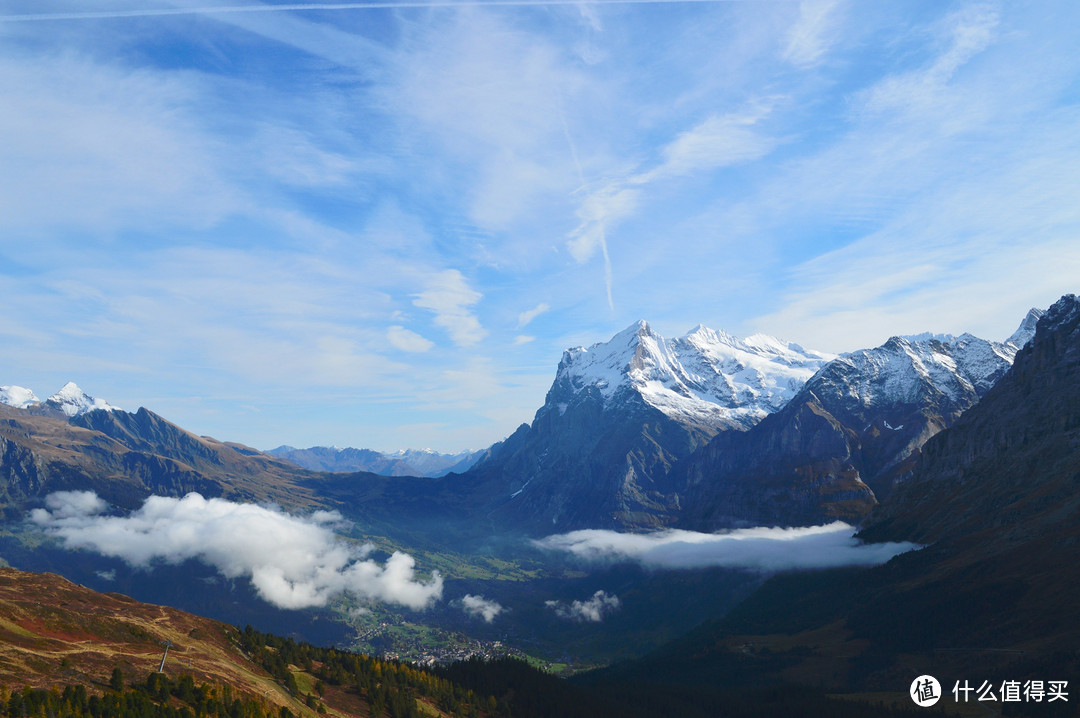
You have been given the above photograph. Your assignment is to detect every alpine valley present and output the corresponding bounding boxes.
[1,297,1077,717]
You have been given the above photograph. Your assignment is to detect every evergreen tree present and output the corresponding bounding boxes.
[108,669,124,693]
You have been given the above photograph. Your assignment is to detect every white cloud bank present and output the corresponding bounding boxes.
[545,590,620,623]
[533,522,918,571]
[31,491,443,611]
[460,594,505,623]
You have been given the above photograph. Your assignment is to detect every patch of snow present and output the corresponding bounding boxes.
[45,382,119,417]
[829,330,1017,409]
[554,321,835,428]
[0,385,39,409]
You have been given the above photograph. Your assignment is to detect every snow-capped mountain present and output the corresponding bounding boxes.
[678,308,1044,530]
[863,297,1078,546]
[267,445,482,477]
[44,382,119,417]
[465,321,833,532]
[463,310,1041,534]
[837,310,1041,408]
[387,448,483,477]
[0,382,119,417]
[0,385,39,409]
[550,321,833,431]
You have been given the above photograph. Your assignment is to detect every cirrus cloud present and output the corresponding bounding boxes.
[412,269,487,347]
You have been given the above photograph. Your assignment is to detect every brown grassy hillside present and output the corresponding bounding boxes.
[0,566,308,709]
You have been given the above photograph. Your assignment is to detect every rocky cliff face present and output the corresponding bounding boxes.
[0,404,328,515]
[676,312,1039,530]
[465,321,832,532]
[550,321,832,431]
[605,299,1080,697]
[860,295,1080,545]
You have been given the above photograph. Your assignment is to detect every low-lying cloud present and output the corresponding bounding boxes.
[460,594,504,623]
[533,522,919,571]
[31,491,443,611]
[546,590,620,623]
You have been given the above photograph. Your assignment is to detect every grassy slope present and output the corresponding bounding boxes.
[0,567,418,718]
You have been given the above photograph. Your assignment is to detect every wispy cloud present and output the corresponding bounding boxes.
[566,103,779,310]
[781,0,842,68]
[740,3,1080,349]
[858,5,1000,117]
[32,491,444,610]
[633,106,780,184]
[0,1,766,25]
[0,53,239,235]
[412,270,488,347]
[517,302,550,328]
[387,325,434,353]
[534,522,919,570]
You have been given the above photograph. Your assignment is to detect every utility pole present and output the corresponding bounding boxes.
[158,640,173,673]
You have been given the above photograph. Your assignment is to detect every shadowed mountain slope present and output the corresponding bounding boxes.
[589,296,1080,699]
[675,313,1037,530]
[459,321,833,533]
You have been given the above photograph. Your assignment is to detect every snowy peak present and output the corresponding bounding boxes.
[553,321,834,429]
[1,381,119,417]
[557,320,662,400]
[1006,307,1045,349]
[822,329,1016,411]
[0,385,39,409]
[44,382,119,417]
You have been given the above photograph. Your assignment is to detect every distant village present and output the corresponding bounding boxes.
[351,613,569,673]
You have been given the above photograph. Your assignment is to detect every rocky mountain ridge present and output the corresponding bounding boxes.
[463,312,1037,532]
[860,295,1079,545]
[600,296,1080,696]
[554,321,834,431]
[267,445,483,477]
[461,321,835,532]
[0,308,1043,535]
[676,310,1041,529]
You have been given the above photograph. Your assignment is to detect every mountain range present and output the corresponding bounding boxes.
[266,445,484,477]
[590,294,1080,698]
[0,307,1042,536]
[457,310,1039,533]
[0,381,120,417]
[675,313,1041,529]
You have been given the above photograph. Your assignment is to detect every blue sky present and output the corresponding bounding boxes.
[1,0,1078,453]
